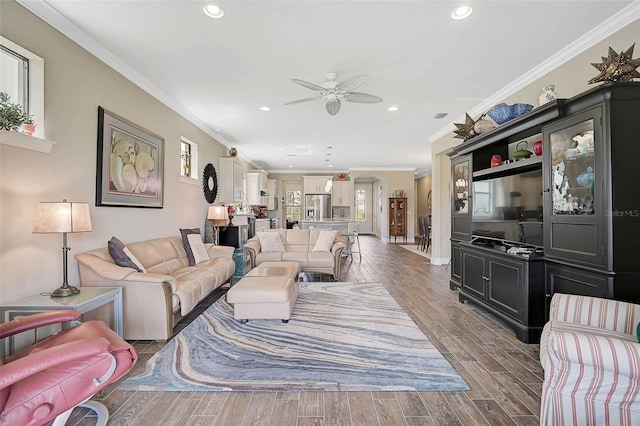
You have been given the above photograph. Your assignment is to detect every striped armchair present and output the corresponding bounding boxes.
[540,293,640,425]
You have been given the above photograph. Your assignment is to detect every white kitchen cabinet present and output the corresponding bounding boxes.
[266,179,277,210]
[246,169,269,205]
[332,181,353,206]
[303,176,332,194]
[218,157,245,202]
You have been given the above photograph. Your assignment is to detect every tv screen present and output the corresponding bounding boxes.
[472,170,543,246]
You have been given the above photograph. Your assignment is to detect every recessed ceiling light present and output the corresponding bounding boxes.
[387,106,399,111]
[288,164,293,168]
[326,146,333,149]
[328,165,334,168]
[203,4,224,19]
[432,112,449,119]
[259,106,271,111]
[451,5,472,20]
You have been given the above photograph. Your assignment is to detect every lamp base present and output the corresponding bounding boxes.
[51,284,80,297]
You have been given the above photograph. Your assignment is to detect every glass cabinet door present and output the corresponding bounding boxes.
[396,199,404,233]
[549,118,595,215]
[453,161,470,214]
[543,106,603,267]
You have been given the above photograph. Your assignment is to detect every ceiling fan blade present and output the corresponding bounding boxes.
[285,96,322,105]
[326,98,341,115]
[344,92,383,103]
[291,78,325,92]
[337,74,368,92]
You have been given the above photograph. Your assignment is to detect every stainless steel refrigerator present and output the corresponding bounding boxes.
[305,194,332,221]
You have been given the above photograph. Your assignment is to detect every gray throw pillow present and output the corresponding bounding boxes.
[180,228,201,266]
[108,236,142,272]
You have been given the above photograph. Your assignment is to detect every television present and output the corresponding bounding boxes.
[471,169,543,246]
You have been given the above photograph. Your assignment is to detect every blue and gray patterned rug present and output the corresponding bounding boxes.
[120,282,469,392]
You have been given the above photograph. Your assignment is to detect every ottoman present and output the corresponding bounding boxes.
[226,261,300,323]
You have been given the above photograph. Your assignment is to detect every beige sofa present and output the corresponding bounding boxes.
[75,236,235,341]
[244,229,347,279]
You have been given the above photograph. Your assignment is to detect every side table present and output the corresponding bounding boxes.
[0,286,123,357]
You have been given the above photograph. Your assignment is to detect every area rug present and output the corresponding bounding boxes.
[120,282,468,392]
[400,244,431,260]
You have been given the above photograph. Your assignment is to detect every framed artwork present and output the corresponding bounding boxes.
[96,106,164,208]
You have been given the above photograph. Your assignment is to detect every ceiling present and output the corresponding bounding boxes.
[20,1,636,175]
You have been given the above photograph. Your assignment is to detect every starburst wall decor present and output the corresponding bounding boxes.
[453,113,477,141]
[588,43,640,84]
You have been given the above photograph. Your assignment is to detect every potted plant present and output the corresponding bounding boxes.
[0,92,34,133]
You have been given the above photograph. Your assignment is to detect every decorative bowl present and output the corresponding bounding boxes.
[487,103,534,125]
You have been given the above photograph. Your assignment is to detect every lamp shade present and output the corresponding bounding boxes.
[207,205,227,220]
[33,201,92,233]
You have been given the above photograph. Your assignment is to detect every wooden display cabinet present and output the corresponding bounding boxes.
[389,197,407,243]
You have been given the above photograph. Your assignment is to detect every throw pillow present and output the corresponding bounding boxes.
[108,236,145,272]
[312,230,338,252]
[187,233,209,264]
[257,231,285,253]
[180,228,202,266]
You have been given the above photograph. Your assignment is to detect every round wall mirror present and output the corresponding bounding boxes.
[202,163,218,203]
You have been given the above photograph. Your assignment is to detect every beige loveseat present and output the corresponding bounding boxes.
[75,236,235,341]
[244,229,347,279]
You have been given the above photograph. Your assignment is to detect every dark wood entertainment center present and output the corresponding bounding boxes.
[449,82,640,343]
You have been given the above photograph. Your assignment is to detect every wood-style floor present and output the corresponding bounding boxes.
[75,236,543,425]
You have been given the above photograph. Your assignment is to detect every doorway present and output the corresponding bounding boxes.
[354,184,373,234]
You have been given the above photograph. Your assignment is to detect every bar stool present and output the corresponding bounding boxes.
[343,222,361,262]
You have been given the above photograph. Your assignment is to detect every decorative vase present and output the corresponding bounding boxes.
[538,85,558,106]
[229,147,237,157]
[491,155,502,168]
[22,123,37,136]
[533,140,543,156]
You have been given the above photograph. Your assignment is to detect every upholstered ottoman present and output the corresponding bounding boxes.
[226,261,300,323]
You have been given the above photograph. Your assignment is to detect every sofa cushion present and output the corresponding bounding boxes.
[187,233,209,264]
[180,228,202,266]
[108,237,145,272]
[257,231,285,252]
[312,230,338,252]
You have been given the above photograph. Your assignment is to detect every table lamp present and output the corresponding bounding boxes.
[33,200,92,297]
[207,205,227,245]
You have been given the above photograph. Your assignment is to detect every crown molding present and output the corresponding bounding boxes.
[428,2,640,143]
[17,0,229,146]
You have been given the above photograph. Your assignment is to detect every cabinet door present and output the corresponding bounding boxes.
[246,173,260,205]
[451,155,472,241]
[461,251,485,299]
[233,162,244,202]
[450,242,462,289]
[543,107,604,266]
[486,255,523,321]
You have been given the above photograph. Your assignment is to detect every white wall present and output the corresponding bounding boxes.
[0,2,229,302]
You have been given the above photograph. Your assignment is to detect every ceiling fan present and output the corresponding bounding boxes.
[285,72,383,115]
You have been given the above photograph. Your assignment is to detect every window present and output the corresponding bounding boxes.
[180,137,198,180]
[284,182,302,222]
[356,188,367,221]
[0,46,28,113]
[0,37,44,137]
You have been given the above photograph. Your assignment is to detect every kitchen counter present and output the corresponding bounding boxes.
[300,220,353,232]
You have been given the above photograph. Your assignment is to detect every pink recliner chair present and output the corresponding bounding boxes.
[0,310,137,425]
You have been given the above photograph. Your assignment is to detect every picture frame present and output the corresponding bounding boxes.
[96,106,164,208]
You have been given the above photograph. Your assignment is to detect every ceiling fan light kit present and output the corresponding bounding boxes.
[286,72,382,115]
